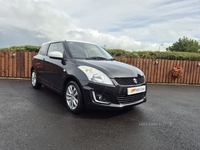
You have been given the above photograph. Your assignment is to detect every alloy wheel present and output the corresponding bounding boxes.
[31,71,36,86]
[31,69,41,89]
[66,84,79,110]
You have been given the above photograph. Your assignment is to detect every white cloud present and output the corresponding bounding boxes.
[0,0,200,51]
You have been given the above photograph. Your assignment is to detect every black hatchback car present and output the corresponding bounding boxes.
[31,40,147,113]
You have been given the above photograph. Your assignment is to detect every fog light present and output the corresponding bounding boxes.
[96,94,108,102]
[96,94,103,101]
[92,91,110,104]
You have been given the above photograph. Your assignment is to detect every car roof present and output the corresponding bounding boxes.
[41,40,97,46]
[65,40,96,45]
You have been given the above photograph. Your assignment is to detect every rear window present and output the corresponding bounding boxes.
[39,44,49,55]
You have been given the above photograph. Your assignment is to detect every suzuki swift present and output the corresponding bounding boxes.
[31,40,147,113]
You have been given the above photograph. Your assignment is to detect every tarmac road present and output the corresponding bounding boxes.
[0,79,200,150]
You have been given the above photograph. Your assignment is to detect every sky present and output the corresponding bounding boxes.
[0,0,200,51]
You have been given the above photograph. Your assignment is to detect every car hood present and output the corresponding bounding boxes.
[75,60,144,78]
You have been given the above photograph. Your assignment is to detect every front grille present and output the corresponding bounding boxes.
[117,93,145,104]
[114,76,145,85]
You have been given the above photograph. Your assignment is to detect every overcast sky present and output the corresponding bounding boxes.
[0,0,200,51]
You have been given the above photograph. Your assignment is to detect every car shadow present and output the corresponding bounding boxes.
[74,107,143,119]
[28,86,144,120]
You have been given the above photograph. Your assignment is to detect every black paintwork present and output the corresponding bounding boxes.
[32,40,147,109]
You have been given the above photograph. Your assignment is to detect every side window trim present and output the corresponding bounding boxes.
[39,44,49,56]
[47,42,64,56]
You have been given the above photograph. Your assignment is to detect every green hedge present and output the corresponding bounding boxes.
[1,46,200,61]
[107,49,200,61]
[0,45,40,52]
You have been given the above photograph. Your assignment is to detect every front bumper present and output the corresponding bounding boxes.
[82,82,147,110]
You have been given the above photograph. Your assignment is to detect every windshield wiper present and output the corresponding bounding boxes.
[85,56,108,60]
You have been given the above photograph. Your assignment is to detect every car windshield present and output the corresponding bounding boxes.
[66,41,114,60]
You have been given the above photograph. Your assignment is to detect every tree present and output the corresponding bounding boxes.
[166,36,200,52]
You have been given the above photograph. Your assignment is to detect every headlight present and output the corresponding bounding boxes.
[78,66,113,85]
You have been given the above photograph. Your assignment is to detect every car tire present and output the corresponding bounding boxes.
[64,81,84,114]
[31,69,42,89]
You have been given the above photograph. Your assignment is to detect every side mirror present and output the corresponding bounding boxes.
[48,51,63,59]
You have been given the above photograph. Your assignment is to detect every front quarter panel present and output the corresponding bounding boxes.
[63,60,90,86]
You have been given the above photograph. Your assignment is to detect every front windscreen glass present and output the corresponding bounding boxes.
[66,41,113,60]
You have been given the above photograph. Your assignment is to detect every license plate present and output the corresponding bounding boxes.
[127,85,146,95]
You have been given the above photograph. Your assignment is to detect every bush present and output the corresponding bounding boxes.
[107,49,200,61]
[1,46,200,60]
[0,45,41,52]
[107,49,131,57]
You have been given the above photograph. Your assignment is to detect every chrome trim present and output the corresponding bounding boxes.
[92,90,146,107]
[106,98,146,108]
[133,78,137,84]
[117,98,145,107]
[92,91,110,105]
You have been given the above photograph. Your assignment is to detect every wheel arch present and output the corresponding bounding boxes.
[31,67,34,74]
[62,75,86,110]
[62,75,84,98]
